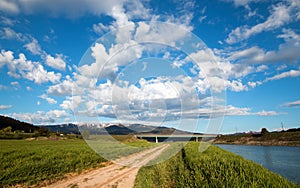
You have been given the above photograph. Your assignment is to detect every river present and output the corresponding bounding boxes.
[216,144,300,185]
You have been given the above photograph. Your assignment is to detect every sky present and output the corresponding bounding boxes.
[0,0,300,134]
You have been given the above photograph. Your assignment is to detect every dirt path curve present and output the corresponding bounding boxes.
[48,144,169,188]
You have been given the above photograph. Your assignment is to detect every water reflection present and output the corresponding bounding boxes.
[264,146,273,168]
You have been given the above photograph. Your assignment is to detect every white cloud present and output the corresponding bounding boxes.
[93,23,110,35]
[0,0,19,14]
[0,27,26,41]
[277,64,287,71]
[283,100,300,107]
[24,38,42,55]
[278,28,300,41]
[1,0,149,20]
[226,0,260,7]
[0,16,16,26]
[256,110,278,116]
[265,67,300,81]
[199,16,207,23]
[0,84,7,90]
[0,50,14,68]
[247,81,262,88]
[46,54,67,70]
[0,50,61,84]
[23,37,67,71]
[0,104,12,110]
[244,4,257,19]
[10,81,19,88]
[46,110,69,118]
[228,29,300,64]
[12,110,70,124]
[226,2,292,44]
[124,0,150,20]
[256,65,268,72]
[60,96,82,112]
[39,94,57,105]
[225,79,248,92]
[47,75,73,96]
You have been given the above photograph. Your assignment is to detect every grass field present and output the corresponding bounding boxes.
[135,142,298,188]
[2,139,298,187]
[0,139,105,187]
[0,137,153,187]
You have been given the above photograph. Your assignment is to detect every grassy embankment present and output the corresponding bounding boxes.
[0,136,153,187]
[214,130,300,146]
[135,142,298,188]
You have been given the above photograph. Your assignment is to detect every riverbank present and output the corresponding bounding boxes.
[214,140,300,146]
[135,142,298,187]
[216,144,300,184]
[213,128,300,146]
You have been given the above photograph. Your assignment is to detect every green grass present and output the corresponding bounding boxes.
[85,135,155,160]
[135,142,298,188]
[0,137,154,187]
[0,139,105,187]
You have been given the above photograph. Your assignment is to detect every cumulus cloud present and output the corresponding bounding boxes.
[12,110,69,124]
[39,94,57,105]
[47,75,73,96]
[46,54,67,70]
[0,50,61,84]
[46,109,69,118]
[24,38,42,55]
[0,104,13,110]
[0,50,14,68]
[60,96,83,112]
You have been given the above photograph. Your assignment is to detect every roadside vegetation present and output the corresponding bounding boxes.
[135,142,298,188]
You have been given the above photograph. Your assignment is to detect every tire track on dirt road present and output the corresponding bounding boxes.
[48,144,169,188]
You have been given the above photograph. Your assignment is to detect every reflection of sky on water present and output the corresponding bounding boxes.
[216,145,300,184]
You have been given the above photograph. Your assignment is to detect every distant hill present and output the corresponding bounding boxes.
[43,123,197,135]
[43,123,80,134]
[0,115,39,133]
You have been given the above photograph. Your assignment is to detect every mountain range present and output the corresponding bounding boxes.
[0,115,196,135]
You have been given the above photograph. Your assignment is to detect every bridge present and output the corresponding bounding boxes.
[135,134,218,143]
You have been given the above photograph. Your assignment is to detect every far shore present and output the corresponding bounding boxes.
[213,140,300,146]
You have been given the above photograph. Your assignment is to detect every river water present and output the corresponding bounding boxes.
[216,144,300,185]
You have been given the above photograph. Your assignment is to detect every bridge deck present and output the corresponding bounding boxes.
[135,134,217,138]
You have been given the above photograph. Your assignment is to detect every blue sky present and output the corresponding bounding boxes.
[0,0,300,134]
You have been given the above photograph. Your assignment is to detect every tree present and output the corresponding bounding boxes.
[38,126,50,137]
[261,128,269,135]
[3,126,12,133]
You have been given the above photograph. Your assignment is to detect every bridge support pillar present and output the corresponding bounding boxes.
[196,137,198,142]
[155,136,158,143]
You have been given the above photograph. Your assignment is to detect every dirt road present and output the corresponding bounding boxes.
[48,144,169,188]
